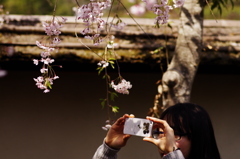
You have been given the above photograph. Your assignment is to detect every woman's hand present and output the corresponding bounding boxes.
[105,114,134,149]
[143,116,177,155]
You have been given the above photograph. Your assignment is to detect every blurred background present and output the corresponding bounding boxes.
[1,0,240,19]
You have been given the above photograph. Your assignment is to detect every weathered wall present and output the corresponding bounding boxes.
[1,15,240,67]
[0,70,239,159]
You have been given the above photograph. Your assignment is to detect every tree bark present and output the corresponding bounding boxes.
[161,0,205,109]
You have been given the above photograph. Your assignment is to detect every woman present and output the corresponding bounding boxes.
[157,103,221,159]
[93,103,220,159]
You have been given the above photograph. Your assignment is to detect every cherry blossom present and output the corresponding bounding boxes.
[61,17,67,23]
[107,42,118,49]
[77,1,111,29]
[173,0,185,8]
[97,60,109,68]
[52,37,61,45]
[143,0,157,10]
[130,4,146,16]
[33,76,59,93]
[140,0,185,25]
[40,68,48,73]
[41,57,54,65]
[161,0,169,5]
[33,17,67,93]
[111,79,132,94]
[112,22,127,30]
[53,76,59,80]
[102,120,113,131]
[0,69,7,78]
[44,89,50,93]
[36,41,48,50]
[40,51,51,58]
[77,0,127,45]
[149,1,172,25]
[81,27,91,35]
[33,59,39,65]
[42,20,63,36]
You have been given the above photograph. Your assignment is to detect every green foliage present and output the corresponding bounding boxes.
[97,66,104,75]
[45,79,52,89]
[209,0,236,15]
[108,58,115,69]
[1,0,240,19]
[151,47,164,54]
[100,98,106,108]
[99,92,119,113]
[0,0,77,15]
[205,0,240,19]
[110,92,118,101]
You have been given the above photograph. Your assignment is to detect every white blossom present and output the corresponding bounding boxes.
[98,60,109,68]
[33,59,39,65]
[111,79,132,94]
[173,0,185,8]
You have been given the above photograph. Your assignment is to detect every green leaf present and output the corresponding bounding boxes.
[110,63,115,69]
[104,74,110,80]
[109,61,115,64]
[109,58,116,61]
[112,106,119,113]
[210,0,234,15]
[152,47,163,54]
[45,80,52,89]
[98,67,104,75]
[110,92,118,101]
[100,98,106,108]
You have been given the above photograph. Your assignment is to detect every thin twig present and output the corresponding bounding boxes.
[205,0,218,23]
[75,0,80,7]
[52,0,59,22]
[117,0,154,43]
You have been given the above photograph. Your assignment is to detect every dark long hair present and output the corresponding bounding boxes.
[160,103,220,159]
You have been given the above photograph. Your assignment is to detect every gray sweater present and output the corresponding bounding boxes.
[92,141,185,159]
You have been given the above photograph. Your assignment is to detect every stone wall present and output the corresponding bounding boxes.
[1,15,240,71]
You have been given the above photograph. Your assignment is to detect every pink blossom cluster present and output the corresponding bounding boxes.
[149,0,185,25]
[33,76,59,93]
[111,22,127,30]
[43,17,66,36]
[144,0,185,25]
[77,0,111,45]
[84,34,103,45]
[151,2,172,25]
[33,17,67,93]
[77,0,127,45]
[111,79,132,94]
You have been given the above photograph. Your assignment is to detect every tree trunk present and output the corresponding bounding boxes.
[161,0,205,110]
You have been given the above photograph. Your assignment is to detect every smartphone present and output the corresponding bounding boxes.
[123,118,153,137]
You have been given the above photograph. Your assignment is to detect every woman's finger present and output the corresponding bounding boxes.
[146,116,173,133]
[143,137,157,145]
[129,114,135,118]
